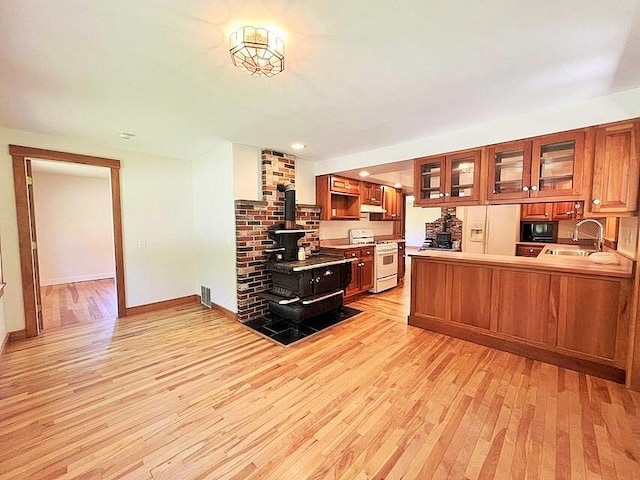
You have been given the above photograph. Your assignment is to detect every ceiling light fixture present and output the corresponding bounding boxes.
[118,132,135,140]
[291,143,306,150]
[359,171,370,177]
[230,26,284,77]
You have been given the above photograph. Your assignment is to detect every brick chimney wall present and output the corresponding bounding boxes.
[234,150,321,323]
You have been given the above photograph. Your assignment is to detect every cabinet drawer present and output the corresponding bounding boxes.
[344,249,361,259]
[360,247,374,259]
[516,244,544,257]
[330,176,361,195]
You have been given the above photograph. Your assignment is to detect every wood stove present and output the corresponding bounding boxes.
[261,183,352,325]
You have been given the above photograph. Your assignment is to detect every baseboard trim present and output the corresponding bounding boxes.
[126,295,199,316]
[1,333,8,355]
[211,302,237,321]
[40,274,115,287]
[408,314,625,384]
[8,329,27,343]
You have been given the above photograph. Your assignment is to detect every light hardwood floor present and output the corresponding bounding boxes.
[2,271,640,479]
[41,279,117,330]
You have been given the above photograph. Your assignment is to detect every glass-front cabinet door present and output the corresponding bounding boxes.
[446,150,481,204]
[414,156,445,205]
[530,131,584,198]
[487,140,531,201]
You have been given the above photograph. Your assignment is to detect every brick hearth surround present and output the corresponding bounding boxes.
[234,150,320,323]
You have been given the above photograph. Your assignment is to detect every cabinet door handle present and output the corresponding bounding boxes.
[444,192,451,197]
[530,185,538,191]
[544,213,548,216]
[522,186,529,192]
[592,198,601,205]
[439,193,445,198]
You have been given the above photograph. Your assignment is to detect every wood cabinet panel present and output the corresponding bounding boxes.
[414,150,481,206]
[558,276,627,363]
[590,121,639,213]
[515,244,544,257]
[330,176,361,194]
[360,253,374,292]
[362,182,383,206]
[408,255,631,382]
[552,201,578,220]
[530,130,585,199]
[397,242,406,280]
[411,261,447,322]
[521,202,552,220]
[449,265,493,330]
[495,270,558,346]
[316,175,361,220]
[487,140,532,201]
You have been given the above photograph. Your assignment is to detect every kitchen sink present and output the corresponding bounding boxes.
[545,248,595,257]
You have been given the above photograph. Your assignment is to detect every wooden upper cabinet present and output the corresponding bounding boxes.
[414,150,481,206]
[530,131,585,199]
[362,182,383,206]
[487,140,532,201]
[414,156,445,205]
[330,176,361,195]
[590,121,639,213]
[521,203,552,220]
[381,186,402,220]
[487,131,585,203]
[521,201,583,220]
[316,175,361,220]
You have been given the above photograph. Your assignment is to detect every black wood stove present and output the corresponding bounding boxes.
[261,183,352,325]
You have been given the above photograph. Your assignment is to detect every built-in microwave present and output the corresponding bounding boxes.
[520,221,558,243]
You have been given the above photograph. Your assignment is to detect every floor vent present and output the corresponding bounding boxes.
[200,286,212,308]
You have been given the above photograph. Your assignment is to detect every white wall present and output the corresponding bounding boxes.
[32,171,115,285]
[233,144,261,200]
[314,87,640,174]
[319,213,394,240]
[193,143,238,313]
[617,217,638,258]
[0,127,196,333]
[295,157,316,205]
[405,198,441,247]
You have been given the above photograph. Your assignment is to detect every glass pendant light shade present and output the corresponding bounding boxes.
[230,27,285,77]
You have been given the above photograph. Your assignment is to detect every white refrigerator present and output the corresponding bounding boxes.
[460,205,520,255]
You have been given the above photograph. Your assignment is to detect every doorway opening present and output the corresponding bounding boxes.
[10,145,125,338]
[31,160,117,330]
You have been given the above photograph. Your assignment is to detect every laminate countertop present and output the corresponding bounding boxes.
[320,238,406,250]
[410,244,633,278]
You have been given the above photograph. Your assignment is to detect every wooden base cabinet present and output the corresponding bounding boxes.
[557,276,630,366]
[409,257,630,383]
[323,247,374,300]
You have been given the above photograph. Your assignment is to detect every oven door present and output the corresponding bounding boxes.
[376,250,398,279]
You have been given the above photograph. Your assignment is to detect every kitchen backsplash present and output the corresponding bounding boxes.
[319,213,393,240]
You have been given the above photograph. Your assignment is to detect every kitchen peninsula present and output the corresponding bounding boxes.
[408,246,634,383]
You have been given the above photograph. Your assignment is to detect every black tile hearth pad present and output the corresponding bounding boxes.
[244,306,362,346]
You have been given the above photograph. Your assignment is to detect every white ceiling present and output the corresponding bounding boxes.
[1,1,639,162]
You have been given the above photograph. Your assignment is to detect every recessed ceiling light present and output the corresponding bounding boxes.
[118,132,135,140]
[394,183,402,188]
[359,171,370,177]
[291,143,306,150]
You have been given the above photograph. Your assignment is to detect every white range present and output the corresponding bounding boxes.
[349,229,399,293]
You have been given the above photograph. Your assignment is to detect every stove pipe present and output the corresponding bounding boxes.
[277,183,296,229]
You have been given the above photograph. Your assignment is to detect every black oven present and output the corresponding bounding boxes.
[520,221,557,243]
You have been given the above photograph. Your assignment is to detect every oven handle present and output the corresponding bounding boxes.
[301,290,344,305]
[278,297,300,305]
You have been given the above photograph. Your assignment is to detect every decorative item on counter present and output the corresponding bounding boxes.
[298,247,306,261]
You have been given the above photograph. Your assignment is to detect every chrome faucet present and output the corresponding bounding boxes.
[572,218,604,252]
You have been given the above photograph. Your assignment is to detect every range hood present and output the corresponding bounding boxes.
[360,204,387,213]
